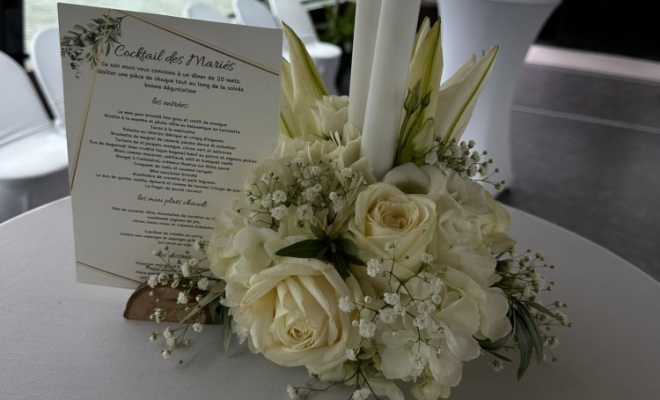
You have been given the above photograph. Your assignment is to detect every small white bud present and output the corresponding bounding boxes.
[490,359,503,372]
[177,292,188,304]
[384,241,399,254]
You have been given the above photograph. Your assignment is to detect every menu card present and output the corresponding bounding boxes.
[58,4,282,288]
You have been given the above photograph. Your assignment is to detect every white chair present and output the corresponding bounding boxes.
[268,0,342,94]
[183,3,231,23]
[438,0,561,194]
[183,3,231,24]
[31,27,66,134]
[232,0,289,60]
[0,51,69,223]
[234,0,278,28]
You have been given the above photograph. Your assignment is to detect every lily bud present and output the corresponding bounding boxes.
[420,90,432,109]
[404,80,422,112]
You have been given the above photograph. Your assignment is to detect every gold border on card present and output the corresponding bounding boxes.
[77,260,143,285]
[69,9,113,190]
[69,9,280,188]
[119,11,280,76]
[69,9,280,285]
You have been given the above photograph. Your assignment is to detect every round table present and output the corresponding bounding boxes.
[1,197,659,399]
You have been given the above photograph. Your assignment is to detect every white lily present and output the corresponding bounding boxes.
[435,46,499,142]
[280,24,328,139]
[395,18,442,165]
[279,57,296,138]
[406,18,443,125]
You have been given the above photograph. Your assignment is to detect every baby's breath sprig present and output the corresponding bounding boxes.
[239,158,368,233]
[332,244,448,399]
[146,242,225,364]
[421,138,506,190]
[480,246,569,378]
[287,360,391,400]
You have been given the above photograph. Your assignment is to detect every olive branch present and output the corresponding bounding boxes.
[275,223,366,280]
[60,13,125,78]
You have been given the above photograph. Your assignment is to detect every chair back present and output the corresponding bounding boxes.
[233,0,278,29]
[268,0,317,43]
[183,3,231,23]
[31,27,65,128]
[0,51,53,147]
[234,0,289,57]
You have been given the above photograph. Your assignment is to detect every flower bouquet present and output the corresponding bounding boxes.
[139,3,568,399]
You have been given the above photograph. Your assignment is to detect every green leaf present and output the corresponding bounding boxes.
[331,252,349,279]
[478,334,510,351]
[334,237,359,256]
[209,299,224,324]
[275,239,327,258]
[222,306,232,356]
[516,303,544,363]
[343,253,366,267]
[316,245,329,259]
[180,283,225,325]
[525,301,556,318]
[309,223,327,240]
[483,349,513,363]
[513,310,532,380]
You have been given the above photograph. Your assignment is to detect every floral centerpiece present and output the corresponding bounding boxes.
[141,3,569,399]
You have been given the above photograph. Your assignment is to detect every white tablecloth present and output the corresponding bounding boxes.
[0,197,659,399]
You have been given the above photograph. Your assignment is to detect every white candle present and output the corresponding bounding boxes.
[360,0,421,180]
[347,0,381,132]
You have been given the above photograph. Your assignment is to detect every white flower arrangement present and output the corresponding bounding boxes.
[142,14,569,400]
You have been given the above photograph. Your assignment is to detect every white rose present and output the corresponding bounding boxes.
[232,257,363,375]
[310,95,349,138]
[349,183,436,278]
[382,163,448,196]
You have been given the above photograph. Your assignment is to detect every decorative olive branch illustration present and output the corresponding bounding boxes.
[60,13,125,78]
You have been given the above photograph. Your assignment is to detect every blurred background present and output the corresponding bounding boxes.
[1,0,659,279]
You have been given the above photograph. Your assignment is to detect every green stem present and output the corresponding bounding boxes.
[394,111,413,165]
